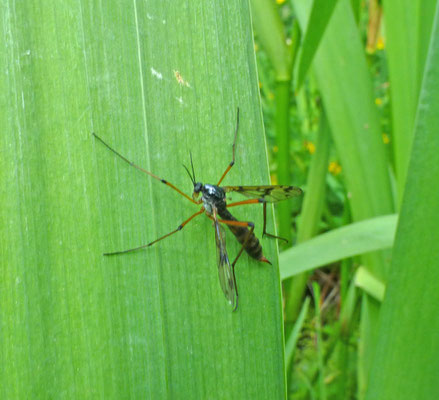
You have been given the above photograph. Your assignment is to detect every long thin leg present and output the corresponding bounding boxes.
[226,198,288,243]
[216,108,240,186]
[262,202,289,243]
[231,224,255,267]
[103,208,204,255]
[93,133,196,204]
[211,217,255,309]
[226,198,261,207]
[213,218,260,267]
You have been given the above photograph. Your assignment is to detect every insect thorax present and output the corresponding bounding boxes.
[201,184,226,214]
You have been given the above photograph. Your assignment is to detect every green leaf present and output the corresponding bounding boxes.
[292,2,395,390]
[295,0,339,90]
[312,283,326,400]
[280,214,398,280]
[285,297,310,372]
[1,1,286,398]
[293,0,394,226]
[354,267,385,302]
[292,0,394,287]
[382,0,432,198]
[285,113,331,319]
[366,5,439,398]
[251,0,291,80]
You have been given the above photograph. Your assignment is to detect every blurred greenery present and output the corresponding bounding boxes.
[2,0,439,399]
[253,0,438,399]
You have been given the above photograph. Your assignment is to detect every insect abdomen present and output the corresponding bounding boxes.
[218,208,264,261]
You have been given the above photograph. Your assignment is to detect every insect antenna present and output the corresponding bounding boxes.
[183,164,195,185]
[189,151,196,183]
[182,151,196,185]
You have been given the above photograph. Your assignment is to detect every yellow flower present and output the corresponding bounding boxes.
[382,133,390,144]
[276,0,286,4]
[304,140,316,154]
[376,37,385,50]
[328,161,342,175]
[375,97,383,106]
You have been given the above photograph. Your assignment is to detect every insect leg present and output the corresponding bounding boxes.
[262,202,289,243]
[226,199,289,243]
[93,133,196,204]
[214,219,270,265]
[226,198,261,207]
[216,107,239,186]
[103,208,204,256]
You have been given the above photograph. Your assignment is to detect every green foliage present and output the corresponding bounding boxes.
[3,0,439,398]
[295,0,339,90]
[280,214,397,279]
[252,0,439,398]
[1,1,286,398]
[366,5,439,397]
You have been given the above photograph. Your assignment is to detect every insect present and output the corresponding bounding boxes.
[93,109,302,310]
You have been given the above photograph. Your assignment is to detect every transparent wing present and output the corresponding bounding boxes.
[223,185,303,203]
[213,211,237,310]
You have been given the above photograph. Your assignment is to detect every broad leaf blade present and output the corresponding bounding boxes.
[295,0,339,89]
[366,5,439,398]
[0,1,286,398]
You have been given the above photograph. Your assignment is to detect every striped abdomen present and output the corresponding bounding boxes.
[217,207,264,261]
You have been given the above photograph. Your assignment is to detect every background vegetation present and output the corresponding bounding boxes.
[2,0,439,399]
[254,0,439,399]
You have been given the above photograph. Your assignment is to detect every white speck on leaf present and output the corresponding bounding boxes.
[150,67,163,80]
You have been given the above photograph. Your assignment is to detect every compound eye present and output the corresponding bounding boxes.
[194,182,202,193]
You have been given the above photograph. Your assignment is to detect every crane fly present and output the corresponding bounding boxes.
[93,109,303,310]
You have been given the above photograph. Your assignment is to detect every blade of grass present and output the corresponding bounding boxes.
[312,283,326,400]
[295,0,339,90]
[337,279,360,399]
[285,113,331,320]
[0,1,286,398]
[293,2,395,392]
[293,0,394,226]
[250,0,292,80]
[285,296,311,373]
[354,267,385,302]
[280,214,398,280]
[366,6,439,398]
[416,0,437,88]
[382,0,428,200]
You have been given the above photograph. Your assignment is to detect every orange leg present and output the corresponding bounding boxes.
[216,108,240,186]
[213,218,257,267]
[103,208,204,256]
[226,198,288,243]
[93,133,197,204]
[226,198,261,208]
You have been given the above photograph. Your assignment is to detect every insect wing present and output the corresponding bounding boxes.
[224,185,303,203]
[214,217,237,309]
